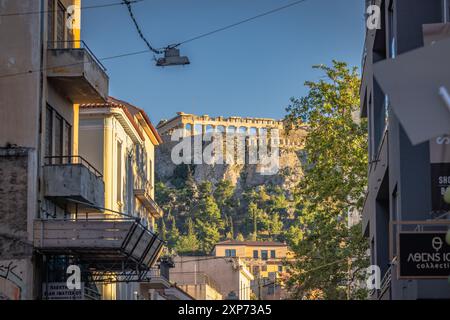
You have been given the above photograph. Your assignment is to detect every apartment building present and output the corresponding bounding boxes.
[211,241,292,299]
[79,97,165,299]
[0,0,162,300]
[170,256,254,300]
[361,0,450,299]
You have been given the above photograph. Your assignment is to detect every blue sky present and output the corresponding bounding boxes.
[82,0,365,124]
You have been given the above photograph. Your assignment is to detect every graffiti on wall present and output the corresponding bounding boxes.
[0,259,25,300]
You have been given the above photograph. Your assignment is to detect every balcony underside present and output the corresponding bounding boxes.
[47,48,109,103]
[34,219,163,270]
[47,76,106,104]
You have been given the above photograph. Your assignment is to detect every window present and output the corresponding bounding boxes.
[261,265,267,272]
[117,142,122,203]
[252,266,260,275]
[64,122,72,159]
[45,106,53,157]
[56,1,65,43]
[45,104,72,162]
[225,249,236,257]
[253,250,258,259]
[149,159,153,185]
[270,250,276,259]
[261,250,268,260]
[444,0,450,22]
[54,114,63,162]
[47,0,55,44]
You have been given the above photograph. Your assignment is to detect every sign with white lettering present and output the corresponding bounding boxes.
[430,135,450,212]
[398,232,450,279]
[42,282,84,300]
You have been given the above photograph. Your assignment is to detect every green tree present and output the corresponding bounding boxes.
[177,218,200,254]
[285,61,369,300]
[214,180,235,212]
[247,202,259,241]
[235,233,245,241]
[192,182,224,253]
[159,219,167,242]
[166,215,180,249]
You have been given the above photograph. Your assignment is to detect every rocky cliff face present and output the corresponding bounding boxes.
[156,129,305,193]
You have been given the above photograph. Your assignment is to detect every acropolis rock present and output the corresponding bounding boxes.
[156,112,306,193]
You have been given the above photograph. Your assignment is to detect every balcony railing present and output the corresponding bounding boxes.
[34,207,164,270]
[170,271,221,294]
[46,40,109,103]
[43,155,105,209]
[134,178,163,218]
[47,40,107,73]
[45,155,103,178]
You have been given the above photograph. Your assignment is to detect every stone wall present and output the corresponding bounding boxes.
[0,148,31,259]
[0,148,35,300]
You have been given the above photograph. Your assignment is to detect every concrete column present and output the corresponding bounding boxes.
[103,116,113,211]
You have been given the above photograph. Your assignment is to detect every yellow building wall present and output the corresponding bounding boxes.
[214,245,290,259]
[214,245,292,279]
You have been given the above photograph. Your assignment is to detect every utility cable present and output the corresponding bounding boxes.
[0,0,145,17]
[122,0,164,54]
[0,0,310,78]
[173,0,308,47]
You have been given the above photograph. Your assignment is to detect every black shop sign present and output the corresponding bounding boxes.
[430,163,450,212]
[398,232,450,279]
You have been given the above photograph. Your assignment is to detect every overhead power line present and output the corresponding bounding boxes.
[122,0,163,54]
[174,0,308,47]
[0,0,145,17]
[0,0,310,78]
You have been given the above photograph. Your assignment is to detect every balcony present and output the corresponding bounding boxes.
[134,179,164,218]
[43,156,104,210]
[46,41,109,103]
[140,267,171,290]
[33,214,164,270]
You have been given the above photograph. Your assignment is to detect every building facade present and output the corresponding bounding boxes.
[212,241,292,299]
[170,256,254,300]
[79,97,165,299]
[0,0,162,300]
[361,0,450,300]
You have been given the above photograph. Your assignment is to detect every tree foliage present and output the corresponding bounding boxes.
[284,61,369,300]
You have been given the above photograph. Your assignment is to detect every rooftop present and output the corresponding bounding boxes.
[80,96,162,144]
[214,240,287,247]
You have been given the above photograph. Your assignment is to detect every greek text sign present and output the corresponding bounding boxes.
[42,282,84,300]
[398,232,450,278]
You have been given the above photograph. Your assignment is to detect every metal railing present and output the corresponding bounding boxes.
[170,271,221,293]
[63,198,163,243]
[380,265,393,298]
[45,155,103,178]
[47,40,107,72]
[134,176,153,194]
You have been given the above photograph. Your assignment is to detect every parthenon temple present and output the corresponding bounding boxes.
[156,112,304,147]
